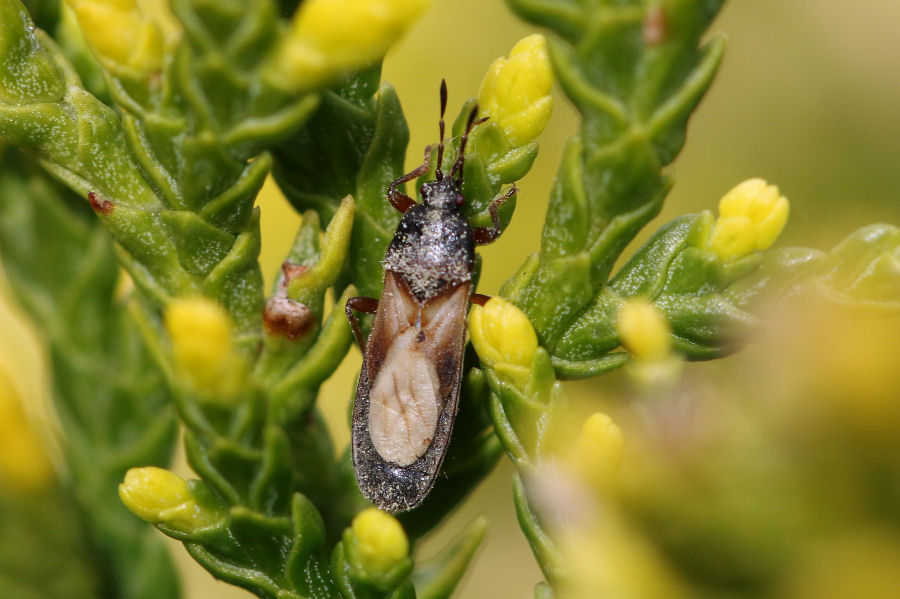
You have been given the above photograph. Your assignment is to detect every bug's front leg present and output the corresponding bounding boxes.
[387,145,433,214]
[473,185,517,245]
[345,296,379,351]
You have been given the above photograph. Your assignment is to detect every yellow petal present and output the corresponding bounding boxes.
[617,298,671,361]
[350,508,409,576]
[119,466,218,531]
[164,296,240,396]
[469,297,538,370]
[708,178,789,261]
[567,412,625,491]
[67,0,163,73]
[272,0,429,89]
[476,34,553,147]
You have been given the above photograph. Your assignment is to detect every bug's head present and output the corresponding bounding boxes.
[420,177,464,209]
[424,79,485,210]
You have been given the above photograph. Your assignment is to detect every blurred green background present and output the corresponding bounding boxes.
[2,0,899,597]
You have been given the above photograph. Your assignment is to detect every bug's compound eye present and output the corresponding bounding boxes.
[419,184,428,198]
[455,193,465,206]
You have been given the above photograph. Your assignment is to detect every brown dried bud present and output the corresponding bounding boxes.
[281,261,309,284]
[263,296,314,340]
[642,5,667,45]
[88,191,115,214]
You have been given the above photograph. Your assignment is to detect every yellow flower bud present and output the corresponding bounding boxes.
[567,413,625,491]
[707,178,789,261]
[469,297,538,385]
[270,0,428,90]
[477,34,554,146]
[349,508,409,579]
[66,0,164,74]
[119,466,217,531]
[617,298,671,361]
[0,369,54,492]
[164,296,242,398]
[560,516,691,599]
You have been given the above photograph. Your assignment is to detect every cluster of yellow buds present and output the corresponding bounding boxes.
[345,507,411,587]
[706,178,790,261]
[477,34,554,148]
[0,368,54,493]
[269,0,429,90]
[65,0,164,74]
[468,297,538,387]
[119,466,220,532]
[164,296,244,400]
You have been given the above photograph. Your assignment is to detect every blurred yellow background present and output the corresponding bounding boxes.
[3,0,900,597]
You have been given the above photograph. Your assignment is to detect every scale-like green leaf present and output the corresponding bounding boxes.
[502,0,727,357]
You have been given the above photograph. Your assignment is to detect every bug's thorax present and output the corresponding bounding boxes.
[382,182,475,302]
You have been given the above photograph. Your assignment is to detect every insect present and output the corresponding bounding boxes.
[345,81,514,513]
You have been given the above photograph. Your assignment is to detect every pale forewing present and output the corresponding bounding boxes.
[364,279,470,465]
[368,330,441,466]
[380,272,418,340]
[353,274,471,511]
[421,284,469,357]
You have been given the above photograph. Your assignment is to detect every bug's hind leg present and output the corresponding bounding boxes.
[473,185,517,245]
[388,145,433,214]
[345,296,379,351]
[470,293,491,306]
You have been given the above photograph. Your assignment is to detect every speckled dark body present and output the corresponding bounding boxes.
[384,193,475,300]
[352,178,475,513]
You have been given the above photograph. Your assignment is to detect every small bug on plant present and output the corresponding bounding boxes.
[345,81,515,513]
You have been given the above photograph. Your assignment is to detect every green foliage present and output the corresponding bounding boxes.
[0,148,180,599]
[478,0,900,594]
[0,0,898,598]
[501,0,727,376]
[0,484,99,598]
[272,68,410,299]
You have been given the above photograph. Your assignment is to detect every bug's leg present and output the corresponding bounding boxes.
[473,185,517,245]
[470,293,491,306]
[388,145,433,214]
[345,296,379,352]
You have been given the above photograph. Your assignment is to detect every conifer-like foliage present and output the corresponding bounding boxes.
[0,1,897,598]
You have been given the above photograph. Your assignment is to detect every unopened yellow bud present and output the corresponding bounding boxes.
[707,178,789,261]
[567,413,624,490]
[469,297,538,385]
[271,0,428,90]
[478,34,554,146]
[349,508,409,581]
[0,370,54,492]
[165,297,241,397]
[561,516,690,599]
[66,0,163,73]
[119,467,218,531]
[617,298,671,361]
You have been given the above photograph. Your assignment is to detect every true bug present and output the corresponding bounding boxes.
[345,81,514,513]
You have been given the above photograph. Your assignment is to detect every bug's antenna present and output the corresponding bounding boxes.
[436,80,448,181]
[451,105,480,183]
